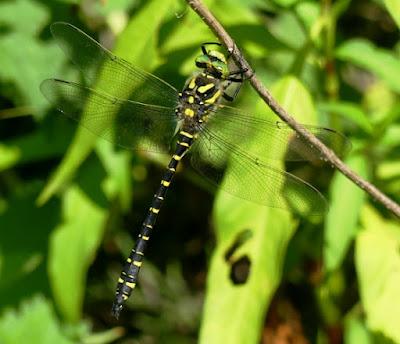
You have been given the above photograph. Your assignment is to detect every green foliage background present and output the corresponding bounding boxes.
[0,0,399,343]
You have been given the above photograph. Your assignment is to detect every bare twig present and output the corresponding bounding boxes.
[187,0,400,218]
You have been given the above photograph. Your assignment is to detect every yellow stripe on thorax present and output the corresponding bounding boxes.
[205,90,221,104]
[188,78,196,89]
[197,83,215,93]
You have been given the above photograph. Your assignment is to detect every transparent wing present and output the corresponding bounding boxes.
[41,79,178,153]
[191,125,328,215]
[204,105,351,162]
[50,22,178,107]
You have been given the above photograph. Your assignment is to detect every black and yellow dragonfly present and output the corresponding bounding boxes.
[41,22,349,318]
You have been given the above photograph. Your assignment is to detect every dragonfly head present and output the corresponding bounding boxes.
[195,47,229,79]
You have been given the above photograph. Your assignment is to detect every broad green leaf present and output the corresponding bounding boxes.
[0,144,20,171]
[380,124,400,149]
[214,0,260,25]
[324,152,368,272]
[161,0,222,76]
[295,1,320,32]
[363,81,396,123]
[96,140,132,211]
[318,101,373,134]
[218,0,267,8]
[344,312,373,344]
[336,39,400,93]
[56,0,79,3]
[37,0,173,205]
[36,128,100,206]
[0,295,74,344]
[273,0,300,7]
[0,0,67,112]
[200,76,317,344]
[269,11,307,50]
[355,205,400,343]
[0,0,47,36]
[81,327,125,344]
[93,0,135,17]
[5,120,73,165]
[161,10,214,55]
[377,160,400,180]
[111,0,172,68]
[384,0,400,28]
[48,186,106,322]
[0,11,64,113]
[0,186,58,306]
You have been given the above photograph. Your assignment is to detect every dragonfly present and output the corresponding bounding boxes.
[40,22,349,318]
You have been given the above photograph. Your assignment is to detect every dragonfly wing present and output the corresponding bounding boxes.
[41,78,178,153]
[206,105,351,162]
[50,22,178,107]
[190,125,328,215]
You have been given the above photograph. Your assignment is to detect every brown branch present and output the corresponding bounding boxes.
[187,0,400,218]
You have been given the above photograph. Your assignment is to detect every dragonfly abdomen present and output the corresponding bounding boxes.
[111,130,195,318]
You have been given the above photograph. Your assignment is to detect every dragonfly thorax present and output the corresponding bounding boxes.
[176,72,226,131]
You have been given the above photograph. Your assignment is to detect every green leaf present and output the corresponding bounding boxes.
[161,1,221,75]
[336,39,400,93]
[0,186,58,306]
[218,0,267,9]
[36,128,100,206]
[0,296,74,344]
[48,186,106,322]
[0,13,65,114]
[0,0,47,36]
[200,76,317,344]
[380,124,400,149]
[37,0,173,205]
[295,1,320,32]
[355,205,400,343]
[363,82,396,123]
[5,121,73,165]
[214,0,260,25]
[377,160,400,180]
[344,311,373,344]
[384,0,400,28]
[273,0,300,7]
[96,140,132,211]
[0,144,21,171]
[93,0,135,17]
[318,101,373,134]
[269,11,307,50]
[324,153,368,272]
[111,0,173,67]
